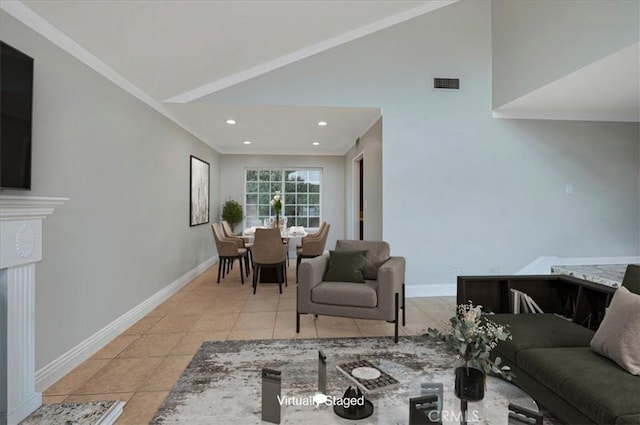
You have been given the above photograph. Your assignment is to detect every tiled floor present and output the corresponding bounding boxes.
[42,263,456,424]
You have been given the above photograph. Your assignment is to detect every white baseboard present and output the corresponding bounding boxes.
[34,256,217,392]
[405,283,455,298]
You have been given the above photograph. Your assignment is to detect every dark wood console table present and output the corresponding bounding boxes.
[457,274,616,330]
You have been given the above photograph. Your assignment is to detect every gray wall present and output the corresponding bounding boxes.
[1,12,221,369]
[344,118,383,241]
[218,154,345,250]
[492,0,639,108]
[195,0,640,291]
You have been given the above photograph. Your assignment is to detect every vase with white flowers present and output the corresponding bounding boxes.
[427,301,512,401]
[270,191,283,228]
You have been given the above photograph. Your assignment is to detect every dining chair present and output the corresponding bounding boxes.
[295,221,327,250]
[222,220,253,267]
[296,222,330,282]
[251,228,288,294]
[211,223,250,284]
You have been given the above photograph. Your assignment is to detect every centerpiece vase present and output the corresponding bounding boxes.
[274,213,280,229]
[454,366,485,401]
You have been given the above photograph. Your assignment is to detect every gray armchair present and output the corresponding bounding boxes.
[296,240,406,342]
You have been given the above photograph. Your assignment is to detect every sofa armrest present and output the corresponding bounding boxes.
[297,254,328,312]
[299,254,327,290]
[377,256,406,311]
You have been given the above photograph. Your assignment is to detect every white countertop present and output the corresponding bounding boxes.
[550,264,634,288]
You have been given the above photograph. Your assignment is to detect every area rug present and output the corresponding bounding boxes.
[19,400,124,425]
[152,336,560,424]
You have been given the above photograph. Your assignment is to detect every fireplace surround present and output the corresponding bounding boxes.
[0,195,68,425]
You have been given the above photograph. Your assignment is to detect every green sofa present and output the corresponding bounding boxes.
[489,266,640,425]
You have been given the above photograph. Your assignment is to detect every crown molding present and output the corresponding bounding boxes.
[0,1,218,151]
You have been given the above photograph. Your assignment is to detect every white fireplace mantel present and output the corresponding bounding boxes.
[0,195,69,425]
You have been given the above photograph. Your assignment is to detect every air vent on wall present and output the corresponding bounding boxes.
[434,78,460,89]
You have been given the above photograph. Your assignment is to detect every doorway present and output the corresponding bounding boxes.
[353,154,364,240]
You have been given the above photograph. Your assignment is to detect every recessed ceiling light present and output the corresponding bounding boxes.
[226,119,236,125]
[312,142,320,146]
[243,140,251,145]
[317,121,327,126]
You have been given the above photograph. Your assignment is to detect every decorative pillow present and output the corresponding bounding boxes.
[334,240,390,280]
[590,286,640,375]
[324,250,368,283]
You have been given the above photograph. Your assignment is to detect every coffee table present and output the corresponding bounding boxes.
[274,357,541,425]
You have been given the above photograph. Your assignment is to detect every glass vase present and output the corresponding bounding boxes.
[454,366,485,401]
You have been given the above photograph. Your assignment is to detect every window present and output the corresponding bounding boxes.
[245,168,321,229]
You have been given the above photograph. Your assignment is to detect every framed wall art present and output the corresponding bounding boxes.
[190,155,210,226]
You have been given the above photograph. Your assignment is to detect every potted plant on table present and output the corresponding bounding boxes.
[427,301,512,401]
[221,198,244,234]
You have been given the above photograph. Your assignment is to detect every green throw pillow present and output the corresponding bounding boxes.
[325,250,368,283]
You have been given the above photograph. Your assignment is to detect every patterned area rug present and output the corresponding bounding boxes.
[20,400,124,425]
[152,336,560,424]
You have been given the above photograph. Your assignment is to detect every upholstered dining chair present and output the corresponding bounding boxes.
[296,223,330,282]
[295,221,327,250]
[251,228,288,294]
[222,220,253,267]
[211,223,250,284]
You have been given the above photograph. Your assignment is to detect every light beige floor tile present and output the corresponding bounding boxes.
[404,307,435,324]
[169,299,214,315]
[315,316,357,328]
[117,333,183,358]
[44,359,110,396]
[410,296,451,304]
[165,291,189,304]
[357,323,398,338]
[227,328,273,340]
[201,300,245,315]
[75,357,163,394]
[92,335,140,359]
[180,291,222,305]
[64,392,134,403]
[171,330,229,356]
[233,312,276,330]
[115,390,169,425]
[241,298,279,312]
[439,296,456,305]
[250,286,284,299]
[272,327,317,339]
[190,312,238,332]
[316,326,362,338]
[122,316,163,335]
[146,314,199,334]
[401,324,431,336]
[274,310,314,329]
[43,395,68,404]
[147,301,184,317]
[139,355,192,391]
[277,297,297,311]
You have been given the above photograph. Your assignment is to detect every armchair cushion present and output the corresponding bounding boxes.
[312,281,378,308]
[325,250,368,283]
[335,240,390,280]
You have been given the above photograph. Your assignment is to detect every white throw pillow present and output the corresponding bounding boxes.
[590,286,640,375]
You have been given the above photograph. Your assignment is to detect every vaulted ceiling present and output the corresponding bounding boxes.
[5,0,456,155]
[1,0,637,156]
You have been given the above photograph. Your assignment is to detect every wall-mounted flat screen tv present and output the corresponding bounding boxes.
[1,41,33,190]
